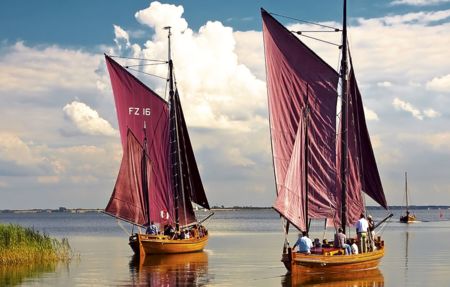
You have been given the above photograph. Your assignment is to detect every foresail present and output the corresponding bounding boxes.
[262,9,339,225]
[105,55,175,225]
[273,113,306,231]
[105,130,151,226]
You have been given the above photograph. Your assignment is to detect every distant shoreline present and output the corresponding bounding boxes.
[1,205,449,214]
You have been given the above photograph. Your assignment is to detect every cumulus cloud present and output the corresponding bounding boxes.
[424,108,441,118]
[63,101,118,136]
[391,0,450,6]
[364,107,379,121]
[0,133,45,167]
[116,1,267,133]
[392,98,441,120]
[0,42,101,97]
[426,74,450,93]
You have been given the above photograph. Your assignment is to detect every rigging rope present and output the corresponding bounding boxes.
[108,55,166,63]
[126,67,167,80]
[270,12,341,31]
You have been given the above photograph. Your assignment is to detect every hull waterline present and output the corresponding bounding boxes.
[129,234,208,257]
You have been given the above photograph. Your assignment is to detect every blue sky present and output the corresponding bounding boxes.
[3,0,447,46]
[1,0,450,209]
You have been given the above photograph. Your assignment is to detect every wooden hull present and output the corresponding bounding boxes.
[129,234,208,256]
[287,267,384,286]
[283,243,385,274]
[400,214,416,223]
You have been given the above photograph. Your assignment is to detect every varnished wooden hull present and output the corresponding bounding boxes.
[129,234,208,256]
[283,244,385,274]
[400,214,416,223]
[287,267,384,286]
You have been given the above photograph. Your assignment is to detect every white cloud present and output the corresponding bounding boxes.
[391,0,450,6]
[63,101,118,136]
[0,133,45,166]
[426,74,450,93]
[364,106,379,121]
[377,81,392,87]
[113,24,130,50]
[424,108,441,118]
[118,2,267,132]
[393,98,423,119]
[393,98,441,120]
[0,42,101,96]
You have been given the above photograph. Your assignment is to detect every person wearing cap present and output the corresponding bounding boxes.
[293,231,313,254]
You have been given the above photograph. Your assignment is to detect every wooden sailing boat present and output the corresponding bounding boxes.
[104,27,211,257]
[400,172,416,223]
[262,0,391,274]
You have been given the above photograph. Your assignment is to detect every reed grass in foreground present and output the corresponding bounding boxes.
[0,224,72,265]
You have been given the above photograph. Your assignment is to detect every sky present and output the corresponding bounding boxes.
[0,0,449,209]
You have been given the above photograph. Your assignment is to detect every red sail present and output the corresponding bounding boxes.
[105,55,174,225]
[273,112,307,230]
[175,91,210,210]
[262,9,339,227]
[337,61,387,226]
[105,130,154,225]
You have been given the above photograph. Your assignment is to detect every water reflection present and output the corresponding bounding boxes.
[128,252,210,286]
[282,268,384,287]
[0,262,57,286]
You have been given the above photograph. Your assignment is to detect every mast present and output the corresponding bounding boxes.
[166,26,184,232]
[405,171,409,214]
[340,0,349,233]
[304,84,310,234]
[142,122,151,226]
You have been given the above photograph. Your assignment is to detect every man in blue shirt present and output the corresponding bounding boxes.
[293,231,313,254]
[146,221,158,235]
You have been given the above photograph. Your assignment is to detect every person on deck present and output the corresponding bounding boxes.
[356,213,369,253]
[350,238,359,254]
[367,215,375,251]
[184,229,190,239]
[334,227,352,255]
[146,221,158,235]
[293,231,313,254]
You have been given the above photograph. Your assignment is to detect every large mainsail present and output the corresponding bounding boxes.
[169,90,210,227]
[262,9,339,231]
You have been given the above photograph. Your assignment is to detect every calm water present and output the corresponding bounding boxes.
[1,208,450,286]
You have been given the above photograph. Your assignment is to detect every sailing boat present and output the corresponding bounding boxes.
[262,0,391,273]
[104,27,212,256]
[400,172,416,223]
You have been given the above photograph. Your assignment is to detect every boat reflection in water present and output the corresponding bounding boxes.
[283,267,384,287]
[129,251,209,286]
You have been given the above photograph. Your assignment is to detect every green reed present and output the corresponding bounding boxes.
[0,224,72,265]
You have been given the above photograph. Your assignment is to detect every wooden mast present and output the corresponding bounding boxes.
[166,26,182,232]
[340,0,349,233]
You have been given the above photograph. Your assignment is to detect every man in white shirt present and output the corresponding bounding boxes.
[355,213,369,253]
[293,231,313,254]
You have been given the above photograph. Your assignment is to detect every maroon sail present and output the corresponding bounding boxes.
[105,130,158,225]
[175,91,210,210]
[336,59,387,226]
[105,55,174,225]
[262,9,339,228]
[273,111,307,230]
